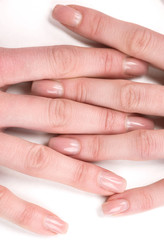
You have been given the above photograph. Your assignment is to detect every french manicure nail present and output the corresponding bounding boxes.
[44,216,68,234]
[124,58,148,77]
[53,5,82,27]
[49,137,81,155]
[102,199,129,215]
[126,115,154,131]
[98,171,126,193]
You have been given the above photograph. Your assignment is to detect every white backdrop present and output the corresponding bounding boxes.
[0,0,164,240]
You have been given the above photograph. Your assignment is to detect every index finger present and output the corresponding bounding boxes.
[53,5,164,70]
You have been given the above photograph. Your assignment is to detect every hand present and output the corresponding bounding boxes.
[31,4,164,216]
[0,39,151,234]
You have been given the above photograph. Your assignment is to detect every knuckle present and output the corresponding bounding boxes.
[47,99,70,131]
[134,130,155,160]
[126,28,153,56]
[99,51,113,75]
[25,145,49,174]
[73,162,88,186]
[91,136,101,160]
[90,15,106,38]
[48,46,79,78]
[74,80,88,102]
[119,83,143,112]
[100,109,116,133]
[18,204,37,226]
[139,189,154,211]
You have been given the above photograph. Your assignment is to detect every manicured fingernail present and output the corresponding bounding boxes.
[102,199,129,215]
[44,216,68,234]
[124,58,148,77]
[53,5,82,27]
[32,80,64,97]
[98,172,127,193]
[49,137,81,155]
[126,115,154,131]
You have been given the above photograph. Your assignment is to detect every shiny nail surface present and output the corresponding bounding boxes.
[102,199,129,216]
[44,216,68,234]
[124,58,148,77]
[32,80,64,97]
[53,5,82,27]
[98,172,126,193]
[126,115,154,131]
[49,137,81,155]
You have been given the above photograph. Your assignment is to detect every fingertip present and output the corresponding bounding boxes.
[48,137,81,156]
[44,215,69,235]
[52,4,82,27]
[102,199,129,216]
[126,115,155,132]
[124,58,149,77]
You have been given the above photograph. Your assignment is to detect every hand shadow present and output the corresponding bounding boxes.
[147,66,164,85]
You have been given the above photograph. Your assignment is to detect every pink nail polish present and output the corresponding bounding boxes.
[98,171,127,193]
[49,137,81,155]
[126,115,154,131]
[102,199,129,216]
[124,58,148,77]
[44,216,68,234]
[53,5,82,27]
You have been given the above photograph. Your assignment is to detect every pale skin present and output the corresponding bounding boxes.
[32,5,164,217]
[0,3,162,236]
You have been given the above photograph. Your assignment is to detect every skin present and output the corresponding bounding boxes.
[31,4,164,217]
[0,8,153,235]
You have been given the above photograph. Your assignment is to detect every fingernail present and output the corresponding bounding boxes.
[126,115,154,131]
[98,171,127,193]
[124,58,148,77]
[32,80,64,97]
[102,199,129,215]
[49,137,81,155]
[53,5,82,27]
[44,216,68,234]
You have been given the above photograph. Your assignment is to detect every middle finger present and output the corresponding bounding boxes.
[0,91,153,133]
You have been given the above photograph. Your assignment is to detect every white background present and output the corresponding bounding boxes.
[0,0,164,239]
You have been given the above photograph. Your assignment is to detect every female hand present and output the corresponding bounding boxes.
[0,38,150,233]
[32,4,164,216]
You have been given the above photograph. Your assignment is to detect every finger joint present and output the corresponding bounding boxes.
[126,28,154,57]
[72,162,88,187]
[47,99,70,131]
[25,145,49,174]
[120,83,144,112]
[17,204,37,226]
[48,46,79,78]
[135,130,155,160]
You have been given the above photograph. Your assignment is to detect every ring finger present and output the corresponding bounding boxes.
[32,77,164,117]
[0,91,153,134]
[48,129,164,161]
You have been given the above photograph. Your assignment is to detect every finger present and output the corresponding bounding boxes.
[53,5,164,69]
[102,179,164,216]
[0,185,68,235]
[0,132,126,195]
[0,45,148,88]
[48,129,164,161]
[0,91,154,134]
[32,78,164,117]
